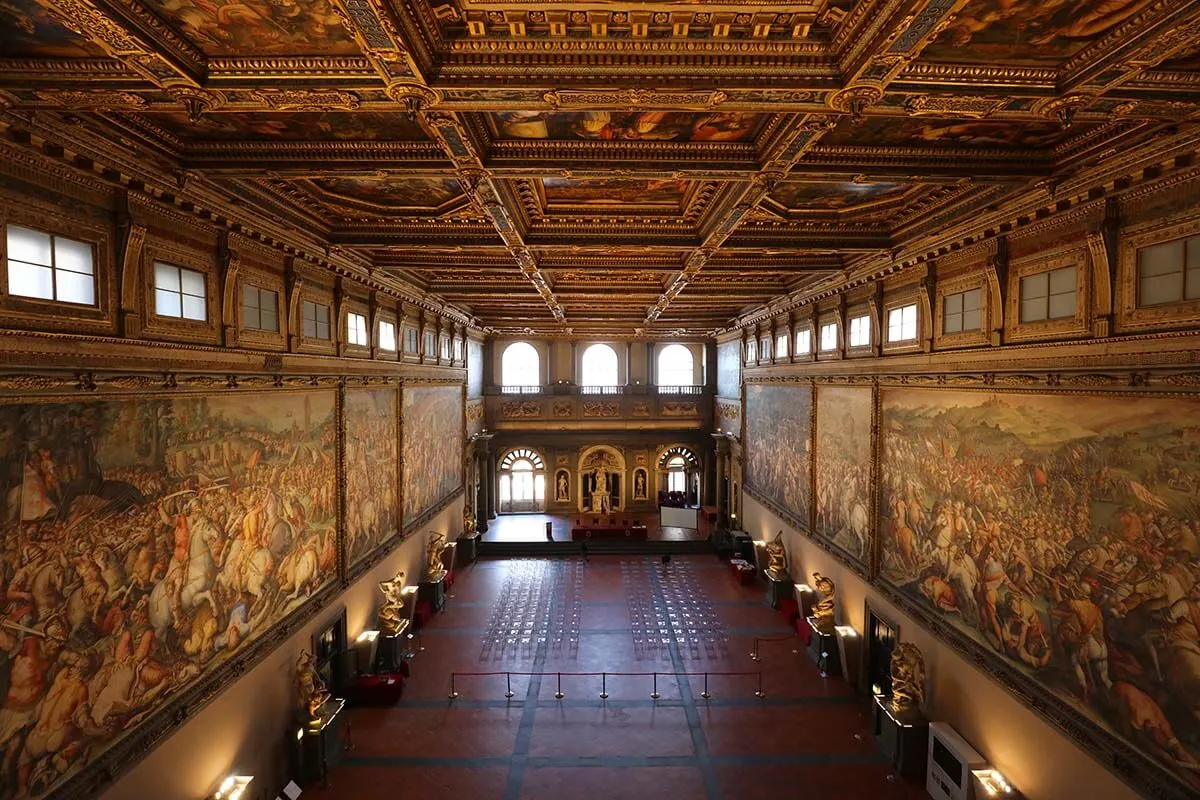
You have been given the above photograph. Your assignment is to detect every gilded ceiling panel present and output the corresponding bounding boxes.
[133,111,429,141]
[489,111,765,142]
[819,116,1095,150]
[767,180,915,211]
[140,0,362,56]
[0,0,109,57]
[541,178,689,208]
[304,177,465,212]
[921,0,1152,64]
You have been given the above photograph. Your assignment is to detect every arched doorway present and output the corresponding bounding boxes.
[498,448,546,513]
[578,445,625,514]
[657,446,700,506]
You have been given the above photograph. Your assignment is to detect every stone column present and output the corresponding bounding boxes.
[485,450,498,520]
[712,435,728,528]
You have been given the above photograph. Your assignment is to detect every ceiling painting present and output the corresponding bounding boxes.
[768,181,915,211]
[137,112,429,142]
[308,178,464,211]
[820,116,1088,149]
[490,112,765,143]
[0,0,108,57]
[541,178,689,207]
[922,0,1155,63]
[140,0,361,56]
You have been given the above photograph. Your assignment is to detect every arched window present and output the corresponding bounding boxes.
[498,448,545,513]
[656,344,694,388]
[581,343,619,389]
[658,446,700,505]
[666,455,688,493]
[502,342,540,392]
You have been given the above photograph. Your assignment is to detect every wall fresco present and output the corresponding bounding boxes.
[344,387,397,570]
[815,386,873,565]
[401,385,463,525]
[745,383,811,525]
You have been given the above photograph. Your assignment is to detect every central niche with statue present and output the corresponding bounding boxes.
[578,445,624,513]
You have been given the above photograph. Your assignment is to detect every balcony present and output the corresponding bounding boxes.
[483,384,715,430]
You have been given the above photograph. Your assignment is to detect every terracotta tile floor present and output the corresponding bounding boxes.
[303,557,927,800]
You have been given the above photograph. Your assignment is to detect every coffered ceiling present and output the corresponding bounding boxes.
[2,0,1200,337]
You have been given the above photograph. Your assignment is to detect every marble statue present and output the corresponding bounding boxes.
[377,571,407,636]
[812,572,836,629]
[296,650,331,723]
[890,642,926,712]
[426,531,447,579]
[764,530,788,578]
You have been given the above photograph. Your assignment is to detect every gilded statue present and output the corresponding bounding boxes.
[463,505,476,536]
[764,530,788,578]
[296,650,331,723]
[426,531,447,579]
[812,572,836,629]
[378,570,407,636]
[890,642,926,712]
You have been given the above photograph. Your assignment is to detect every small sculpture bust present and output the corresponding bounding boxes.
[377,571,407,636]
[296,650,331,723]
[463,505,476,536]
[764,531,788,578]
[426,531,447,579]
[812,572,836,629]
[890,642,926,712]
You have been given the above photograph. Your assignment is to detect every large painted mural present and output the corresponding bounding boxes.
[815,386,873,565]
[0,391,337,797]
[879,388,1200,792]
[402,385,463,525]
[745,383,811,525]
[491,111,764,142]
[141,0,360,56]
[344,388,398,571]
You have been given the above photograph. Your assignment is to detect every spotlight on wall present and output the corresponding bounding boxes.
[356,630,380,644]
[211,775,253,800]
[973,768,1016,797]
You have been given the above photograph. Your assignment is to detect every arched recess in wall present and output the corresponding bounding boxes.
[498,447,546,513]
[581,343,619,388]
[656,344,695,387]
[501,341,541,389]
[657,445,700,506]
[578,445,626,514]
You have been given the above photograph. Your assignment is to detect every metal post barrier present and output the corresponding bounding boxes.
[600,672,608,700]
[449,673,458,700]
[755,671,765,699]
[650,672,660,700]
[505,673,514,699]
[555,672,564,700]
[701,672,711,700]
[749,638,760,662]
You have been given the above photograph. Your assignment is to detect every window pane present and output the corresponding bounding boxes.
[963,288,981,312]
[243,304,260,330]
[182,294,206,321]
[55,270,95,305]
[261,308,278,332]
[1140,272,1182,306]
[775,335,787,358]
[1138,240,1182,278]
[820,323,837,351]
[962,308,982,331]
[1020,297,1046,323]
[944,310,962,334]
[1049,266,1076,294]
[582,343,619,385]
[849,315,869,346]
[317,304,329,325]
[944,292,962,315]
[1187,266,1200,301]
[1021,272,1048,302]
[317,319,330,340]
[54,237,93,274]
[242,284,258,307]
[304,316,317,338]
[657,343,693,386]
[8,261,54,299]
[155,287,182,317]
[8,225,52,265]
[1048,290,1076,319]
[534,474,545,502]
[155,262,180,291]
[180,267,205,297]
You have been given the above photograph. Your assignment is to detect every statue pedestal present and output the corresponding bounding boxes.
[420,573,447,613]
[872,694,928,780]
[806,616,841,679]
[292,697,346,786]
[456,532,480,566]
[372,625,410,673]
[765,571,792,609]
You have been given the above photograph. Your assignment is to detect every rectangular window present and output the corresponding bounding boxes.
[775,333,788,359]
[819,322,838,352]
[379,319,397,351]
[1020,265,1076,322]
[302,300,331,340]
[5,224,96,305]
[441,337,451,359]
[887,303,918,343]
[153,261,206,321]
[1137,236,1200,306]
[241,284,279,332]
[404,327,418,353]
[943,288,982,334]
[759,337,771,361]
[746,340,757,362]
[453,339,463,360]
[424,331,436,355]
[346,311,368,346]
[848,314,871,347]
[795,328,811,355]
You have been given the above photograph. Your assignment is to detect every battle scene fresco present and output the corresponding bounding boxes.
[879,388,1200,792]
[923,0,1156,63]
[491,111,764,142]
[344,388,397,571]
[137,112,428,143]
[401,385,463,526]
[745,384,811,525]
[140,0,361,56]
[769,181,913,211]
[0,0,108,57]
[815,386,872,565]
[541,178,688,207]
[820,116,1088,149]
[309,178,463,211]
[0,391,337,797]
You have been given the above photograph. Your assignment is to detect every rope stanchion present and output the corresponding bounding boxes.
[555,672,564,700]
[701,672,711,700]
[755,671,765,699]
[505,673,514,699]
[600,672,608,700]
[449,673,458,700]
[751,634,799,663]
[650,672,660,700]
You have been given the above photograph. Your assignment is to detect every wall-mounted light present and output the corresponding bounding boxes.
[834,625,858,638]
[973,768,1016,797]
[211,775,253,800]
[356,630,379,644]
[402,586,418,595]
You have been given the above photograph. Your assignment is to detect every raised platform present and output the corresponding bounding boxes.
[478,538,714,558]
[571,518,649,541]
[482,512,711,543]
